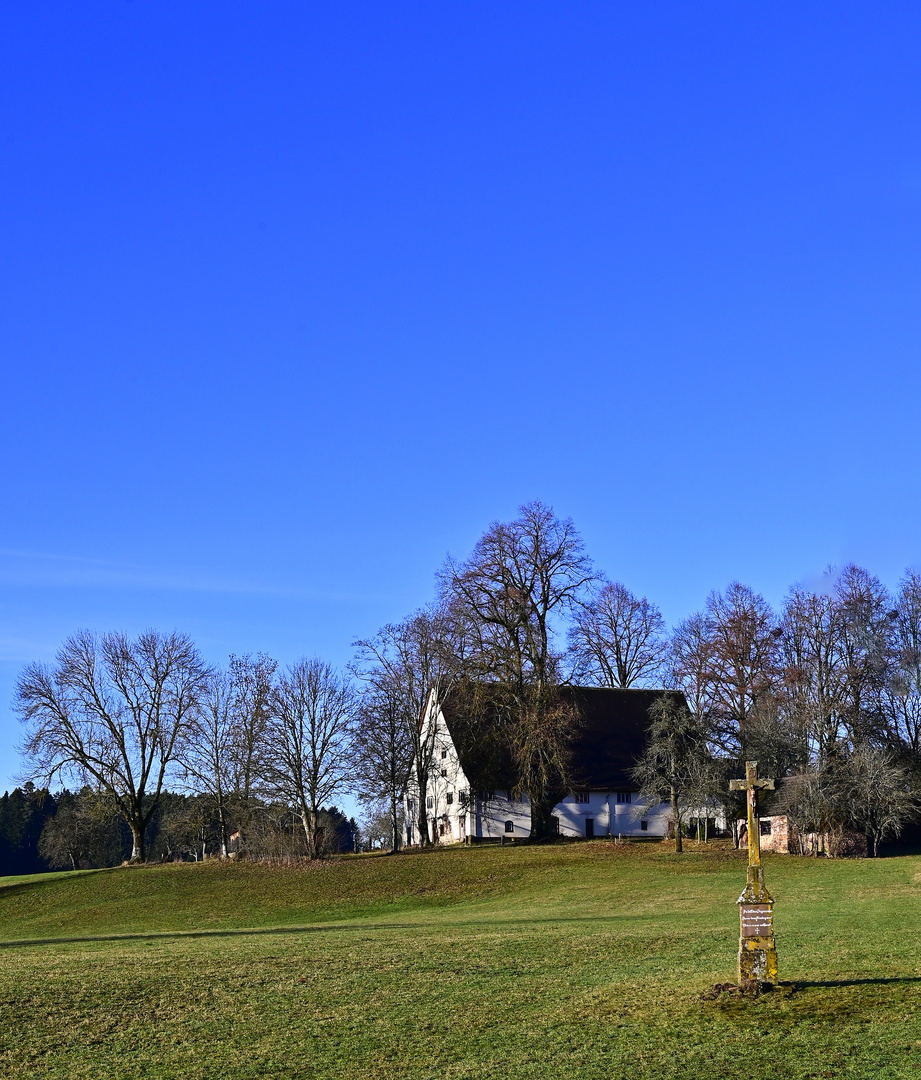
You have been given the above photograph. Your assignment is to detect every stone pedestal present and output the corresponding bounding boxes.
[737,867,778,985]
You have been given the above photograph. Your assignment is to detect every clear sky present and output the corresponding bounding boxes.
[3,3,921,792]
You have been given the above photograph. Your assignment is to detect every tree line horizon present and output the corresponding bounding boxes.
[11,500,921,864]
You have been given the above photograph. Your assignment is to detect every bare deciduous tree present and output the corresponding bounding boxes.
[670,583,781,760]
[349,683,414,852]
[226,653,277,829]
[38,788,123,870]
[352,603,465,847]
[568,581,668,689]
[780,580,848,766]
[176,671,238,858]
[776,746,918,858]
[885,571,921,758]
[16,630,211,861]
[263,658,356,860]
[841,744,919,857]
[361,802,399,851]
[177,654,277,856]
[440,500,595,839]
[668,611,717,722]
[703,582,781,749]
[836,565,891,745]
[781,566,893,763]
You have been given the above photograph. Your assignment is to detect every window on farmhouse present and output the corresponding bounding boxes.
[407,800,414,813]
[441,750,448,759]
[504,820,514,833]
[640,820,648,831]
[446,793,453,805]
[441,768,448,778]
[616,792,631,804]
[760,819,772,836]
[426,796,434,809]
[574,792,590,804]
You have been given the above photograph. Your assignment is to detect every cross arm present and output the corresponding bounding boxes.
[729,778,775,791]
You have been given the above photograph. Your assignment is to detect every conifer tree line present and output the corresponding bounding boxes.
[8,500,921,868]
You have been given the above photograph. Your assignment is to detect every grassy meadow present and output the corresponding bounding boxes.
[1,841,920,1079]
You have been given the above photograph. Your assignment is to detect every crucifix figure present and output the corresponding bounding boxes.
[729,760,778,985]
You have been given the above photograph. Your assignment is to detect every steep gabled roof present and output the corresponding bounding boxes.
[564,686,686,789]
[440,692,517,792]
[439,685,687,793]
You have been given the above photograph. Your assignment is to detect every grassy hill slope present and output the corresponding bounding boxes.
[0,841,755,939]
[1,842,920,1079]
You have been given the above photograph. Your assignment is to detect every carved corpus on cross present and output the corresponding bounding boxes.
[729,760,778,985]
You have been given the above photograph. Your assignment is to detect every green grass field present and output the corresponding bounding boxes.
[1,841,920,1079]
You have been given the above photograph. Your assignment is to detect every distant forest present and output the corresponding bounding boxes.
[0,786,358,875]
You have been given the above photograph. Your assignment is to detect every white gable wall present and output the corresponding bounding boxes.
[404,689,472,845]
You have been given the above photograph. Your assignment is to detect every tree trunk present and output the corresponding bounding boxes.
[529,792,560,842]
[389,790,400,854]
[415,773,431,846]
[129,820,145,862]
[217,801,230,859]
[671,784,682,854]
[307,804,323,860]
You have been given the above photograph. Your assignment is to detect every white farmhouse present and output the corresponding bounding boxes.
[405,686,682,844]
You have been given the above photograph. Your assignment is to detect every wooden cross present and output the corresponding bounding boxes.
[729,760,774,869]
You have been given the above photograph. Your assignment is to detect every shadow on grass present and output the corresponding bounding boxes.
[0,911,713,949]
[0,867,116,898]
[0,922,423,948]
[784,976,921,990]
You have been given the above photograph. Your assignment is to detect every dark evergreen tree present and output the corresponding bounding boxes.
[0,785,57,875]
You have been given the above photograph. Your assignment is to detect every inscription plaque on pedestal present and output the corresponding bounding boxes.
[740,903,773,937]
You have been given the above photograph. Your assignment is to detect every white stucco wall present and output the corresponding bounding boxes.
[552,790,670,838]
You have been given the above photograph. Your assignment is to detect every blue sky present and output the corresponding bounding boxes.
[3,3,921,792]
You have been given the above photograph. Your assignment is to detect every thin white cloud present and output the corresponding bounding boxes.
[0,549,387,604]
[0,634,61,665]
